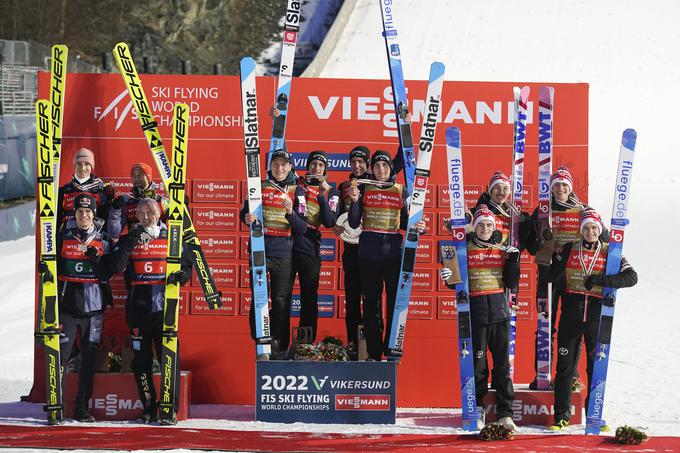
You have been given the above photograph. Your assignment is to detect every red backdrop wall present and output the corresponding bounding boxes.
[31,72,588,407]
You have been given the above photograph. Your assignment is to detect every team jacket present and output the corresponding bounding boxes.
[103,222,193,315]
[549,240,637,322]
[348,181,409,260]
[239,171,307,257]
[292,177,340,257]
[108,183,169,239]
[57,176,108,228]
[57,225,111,317]
[446,233,520,325]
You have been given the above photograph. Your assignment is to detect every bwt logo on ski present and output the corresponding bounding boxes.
[87,394,144,416]
[335,395,390,411]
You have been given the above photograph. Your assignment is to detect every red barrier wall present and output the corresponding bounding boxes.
[32,72,588,407]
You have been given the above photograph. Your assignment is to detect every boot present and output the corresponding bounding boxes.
[136,401,158,424]
[73,398,95,422]
[498,416,517,431]
[476,406,485,430]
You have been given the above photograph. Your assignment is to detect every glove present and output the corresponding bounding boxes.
[103,183,115,203]
[584,274,605,290]
[440,267,453,281]
[85,246,99,259]
[112,196,126,210]
[505,246,520,263]
[166,270,186,286]
[39,261,54,283]
[127,224,144,245]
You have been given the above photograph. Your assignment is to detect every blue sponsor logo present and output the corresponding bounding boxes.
[320,238,336,261]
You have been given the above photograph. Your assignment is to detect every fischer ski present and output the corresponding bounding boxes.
[443,126,477,431]
[240,57,272,358]
[585,129,637,435]
[49,45,67,194]
[267,0,301,167]
[159,103,189,425]
[36,99,64,425]
[507,86,530,379]
[378,0,416,192]
[535,86,554,390]
[386,61,445,360]
[113,42,221,309]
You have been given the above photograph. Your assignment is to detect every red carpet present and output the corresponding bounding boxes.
[0,424,677,452]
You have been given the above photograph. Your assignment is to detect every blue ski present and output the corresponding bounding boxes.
[444,126,478,431]
[240,57,272,358]
[267,0,301,168]
[585,129,637,434]
[379,0,416,192]
[387,62,445,360]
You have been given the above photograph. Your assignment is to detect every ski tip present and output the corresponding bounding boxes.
[513,86,521,98]
[239,57,256,76]
[114,42,129,51]
[539,85,554,98]
[429,61,446,80]
[622,128,637,150]
[52,44,68,53]
[520,85,531,100]
[445,126,461,147]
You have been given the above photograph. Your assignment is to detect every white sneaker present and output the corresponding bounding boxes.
[476,406,485,430]
[498,416,517,431]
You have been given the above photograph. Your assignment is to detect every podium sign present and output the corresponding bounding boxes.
[256,361,396,424]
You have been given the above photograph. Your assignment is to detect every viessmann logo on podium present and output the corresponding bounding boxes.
[256,361,396,424]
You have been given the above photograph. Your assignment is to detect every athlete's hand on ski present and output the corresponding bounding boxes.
[584,274,605,290]
[244,213,256,225]
[166,270,186,286]
[333,225,345,237]
[38,261,54,283]
[270,107,281,118]
[505,246,520,263]
[415,220,426,233]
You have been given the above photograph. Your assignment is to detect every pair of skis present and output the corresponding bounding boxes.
[35,45,69,425]
[378,0,447,360]
[158,104,190,425]
[534,87,554,390]
[235,0,302,356]
[113,43,221,310]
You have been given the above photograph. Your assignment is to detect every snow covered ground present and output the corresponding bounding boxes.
[1,0,679,450]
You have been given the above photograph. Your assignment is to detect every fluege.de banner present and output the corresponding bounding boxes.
[31,72,588,408]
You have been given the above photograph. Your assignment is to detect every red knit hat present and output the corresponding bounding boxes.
[551,166,573,191]
[579,207,603,235]
[131,163,153,182]
[472,205,496,230]
[488,171,511,192]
